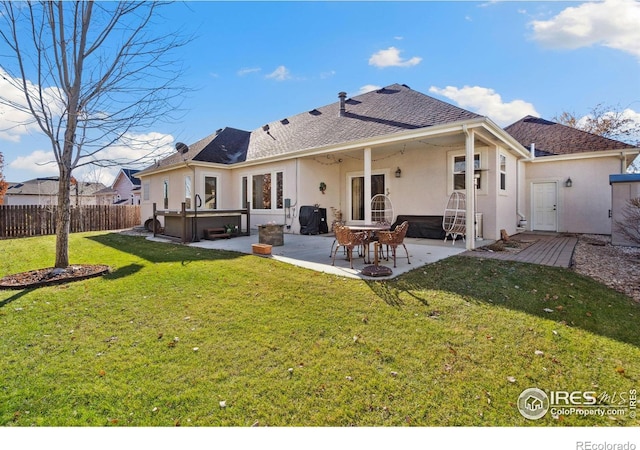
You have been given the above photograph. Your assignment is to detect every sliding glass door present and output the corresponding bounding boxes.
[349,174,385,221]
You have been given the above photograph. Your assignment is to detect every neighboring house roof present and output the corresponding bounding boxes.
[95,187,118,196]
[6,177,60,196]
[505,116,637,157]
[143,83,482,172]
[120,168,141,186]
[5,177,107,196]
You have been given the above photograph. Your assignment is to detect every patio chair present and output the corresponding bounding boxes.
[376,221,410,268]
[331,225,366,269]
[371,194,394,225]
[443,192,466,245]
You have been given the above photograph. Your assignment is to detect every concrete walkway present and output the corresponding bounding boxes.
[461,232,578,268]
[148,232,467,280]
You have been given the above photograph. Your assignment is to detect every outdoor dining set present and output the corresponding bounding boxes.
[330,220,411,271]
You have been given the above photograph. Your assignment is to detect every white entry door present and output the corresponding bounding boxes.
[532,182,557,231]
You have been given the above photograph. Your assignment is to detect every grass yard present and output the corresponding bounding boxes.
[0,231,639,427]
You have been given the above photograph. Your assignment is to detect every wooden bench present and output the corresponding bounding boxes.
[203,227,231,240]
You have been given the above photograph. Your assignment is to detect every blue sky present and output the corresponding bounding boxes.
[1,0,639,185]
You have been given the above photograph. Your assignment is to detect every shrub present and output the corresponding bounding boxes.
[615,197,640,245]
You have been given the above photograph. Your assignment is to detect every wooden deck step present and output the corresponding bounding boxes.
[203,228,231,240]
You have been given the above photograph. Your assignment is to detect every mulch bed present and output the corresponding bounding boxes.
[0,264,110,290]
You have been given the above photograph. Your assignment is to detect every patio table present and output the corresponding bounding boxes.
[348,224,391,264]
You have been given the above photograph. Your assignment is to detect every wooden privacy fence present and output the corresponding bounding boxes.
[0,205,141,238]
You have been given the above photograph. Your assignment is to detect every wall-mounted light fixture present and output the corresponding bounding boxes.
[565,177,572,188]
[395,167,402,178]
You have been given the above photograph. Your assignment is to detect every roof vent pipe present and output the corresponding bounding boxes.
[530,143,535,159]
[338,91,347,116]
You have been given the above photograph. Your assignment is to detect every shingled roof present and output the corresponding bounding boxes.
[505,116,636,157]
[245,83,482,160]
[146,83,482,171]
[154,127,250,168]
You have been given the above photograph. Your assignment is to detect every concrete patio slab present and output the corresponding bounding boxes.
[148,232,468,280]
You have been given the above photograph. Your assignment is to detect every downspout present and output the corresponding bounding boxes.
[462,125,475,251]
[516,143,535,228]
[185,160,199,242]
[516,160,525,224]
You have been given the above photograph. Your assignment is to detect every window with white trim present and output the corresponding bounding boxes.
[162,180,169,209]
[143,182,150,201]
[184,175,192,209]
[204,176,217,209]
[499,154,507,191]
[250,171,283,210]
[453,154,481,190]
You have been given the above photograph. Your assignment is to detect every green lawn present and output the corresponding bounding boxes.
[1,231,639,426]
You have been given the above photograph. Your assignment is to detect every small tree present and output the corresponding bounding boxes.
[554,103,640,173]
[0,152,8,205]
[615,198,640,246]
[0,1,186,268]
[554,103,640,144]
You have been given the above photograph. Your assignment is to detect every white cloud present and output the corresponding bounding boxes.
[0,67,65,142]
[77,131,175,185]
[97,132,174,166]
[429,85,539,126]
[237,67,261,76]
[368,47,422,68]
[531,0,640,59]
[266,65,291,81]
[358,84,381,95]
[8,131,175,185]
[9,149,57,174]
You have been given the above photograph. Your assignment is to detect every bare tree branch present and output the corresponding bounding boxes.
[0,0,189,267]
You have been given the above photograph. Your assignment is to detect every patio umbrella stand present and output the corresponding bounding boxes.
[361,242,392,277]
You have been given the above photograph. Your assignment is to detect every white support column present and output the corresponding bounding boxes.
[364,147,372,224]
[464,127,476,250]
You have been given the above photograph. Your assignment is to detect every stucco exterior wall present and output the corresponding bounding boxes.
[524,156,622,234]
[139,139,520,242]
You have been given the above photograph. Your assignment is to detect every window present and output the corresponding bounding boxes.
[204,176,217,209]
[242,176,248,208]
[453,154,481,190]
[162,180,169,209]
[251,171,283,210]
[184,176,192,209]
[143,182,150,201]
[350,174,385,221]
[500,154,507,191]
[253,173,271,209]
[276,172,283,209]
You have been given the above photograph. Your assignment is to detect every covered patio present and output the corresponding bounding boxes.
[148,232,468,279]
